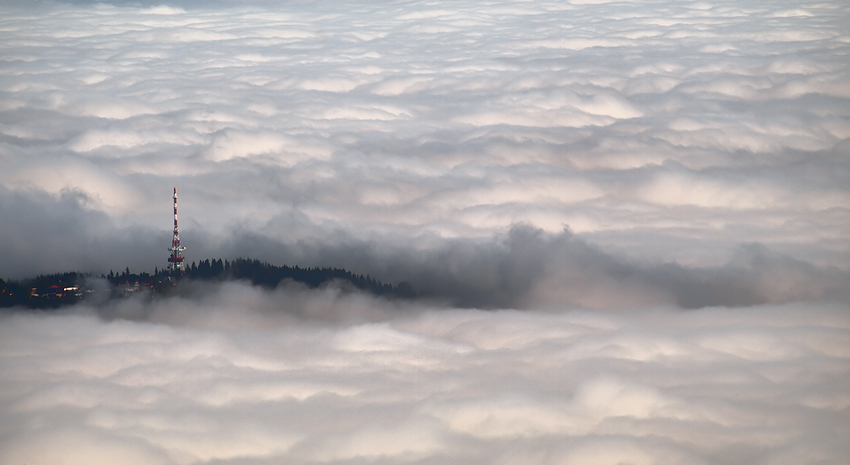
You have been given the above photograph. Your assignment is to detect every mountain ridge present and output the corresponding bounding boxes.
[0,258,414,309]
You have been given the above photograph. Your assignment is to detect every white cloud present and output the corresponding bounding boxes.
[67,100,158,120]
[1,0,846,273]
[1,2,849,460]
[1,294,847,464]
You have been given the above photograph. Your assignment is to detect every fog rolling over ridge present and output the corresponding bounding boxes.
[1,0,849,464]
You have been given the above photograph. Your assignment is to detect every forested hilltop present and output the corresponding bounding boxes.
[0,258,414,309]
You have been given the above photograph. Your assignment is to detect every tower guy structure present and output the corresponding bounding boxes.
[167,187,186,273]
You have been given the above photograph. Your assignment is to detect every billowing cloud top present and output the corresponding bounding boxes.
[1,289,849,464]
[2,1,850,463]
[1,0,848,285]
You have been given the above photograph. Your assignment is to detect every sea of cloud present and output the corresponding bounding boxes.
[2,0,850,463]
[1,0,848,281]
[1,287,848,464]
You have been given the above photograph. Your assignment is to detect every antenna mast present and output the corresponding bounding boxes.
[167,187,186,273]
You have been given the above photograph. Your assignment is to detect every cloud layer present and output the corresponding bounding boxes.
[1,293,848,464]
[1,0,848,282]
[2,2,849,463]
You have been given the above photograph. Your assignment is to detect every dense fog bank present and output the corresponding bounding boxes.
[2,0,849,463]
[1,0,848,279]
[1,288,848,464]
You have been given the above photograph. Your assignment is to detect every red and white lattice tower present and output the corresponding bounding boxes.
[167,187,186,273]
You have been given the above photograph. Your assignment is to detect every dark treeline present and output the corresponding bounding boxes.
[177,258,413,298]
[1,258,414,309]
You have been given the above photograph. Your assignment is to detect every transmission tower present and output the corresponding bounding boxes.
[167,187,186,273]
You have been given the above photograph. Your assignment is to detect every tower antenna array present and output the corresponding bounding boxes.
[167,187,186,272]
